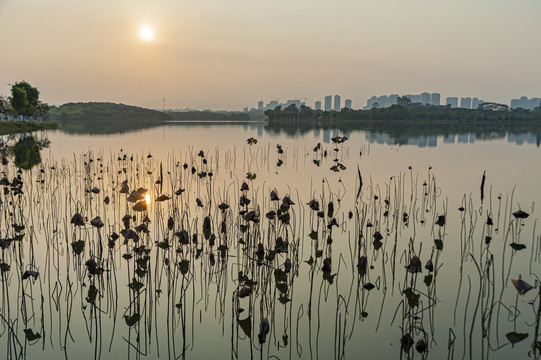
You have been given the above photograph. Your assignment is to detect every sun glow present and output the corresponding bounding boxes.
[139,26,154,41]
[145,194,151,204]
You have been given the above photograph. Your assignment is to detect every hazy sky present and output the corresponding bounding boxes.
[1,0,540,110]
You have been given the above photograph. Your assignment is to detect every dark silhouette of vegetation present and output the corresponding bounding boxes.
[264,102,541,123]
[0,121,56,135]
[0,141,539,358]
[0,97,9,119]
[265,104,330,121]
[478,102,509,112]
[11,136,48,170]
[396,96,412,105]
[0,135,50,169]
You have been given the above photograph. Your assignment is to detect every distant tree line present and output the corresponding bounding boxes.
[264,102,541,123]
[47,102,171,134]
[167,111,250,121]
[50,102,171,122]
[0,81,48,122]
[47,103,254,134]
[264,104,328,121]
[264,113,541,146]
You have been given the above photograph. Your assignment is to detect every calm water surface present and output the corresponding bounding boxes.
[1,122,541,359]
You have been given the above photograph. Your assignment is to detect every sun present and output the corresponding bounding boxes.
[139,26,154,41]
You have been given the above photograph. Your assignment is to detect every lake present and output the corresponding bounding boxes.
[1,122,541,359]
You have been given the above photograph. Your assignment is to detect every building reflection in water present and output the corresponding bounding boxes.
[360,131,541,148]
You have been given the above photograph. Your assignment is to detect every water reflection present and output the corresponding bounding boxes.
[0,133,49,170]
[364,130,541,147]
[262,121,541,146]
[0,135,540,359]
[51,116,541,148]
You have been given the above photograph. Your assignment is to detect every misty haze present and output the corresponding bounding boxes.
[0,1,540,359]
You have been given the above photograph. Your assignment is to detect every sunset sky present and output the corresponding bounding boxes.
[1,0,540,110]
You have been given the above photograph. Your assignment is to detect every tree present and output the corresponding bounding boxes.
[396,96,412,106]
[478,102,509,112]
[511,107,529,114]
[284,104,298,112]
[0,96,13,121]
[7,81,48,121]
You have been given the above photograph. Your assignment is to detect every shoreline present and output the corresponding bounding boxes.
[0,121,58,135]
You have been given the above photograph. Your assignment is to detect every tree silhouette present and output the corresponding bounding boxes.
[396,96,412,105]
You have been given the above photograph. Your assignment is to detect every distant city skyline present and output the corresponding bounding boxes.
[251,93,539,113]
[1,1,540,110]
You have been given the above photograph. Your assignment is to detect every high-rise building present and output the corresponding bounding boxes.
[446,97,458,108]
[511,97,524,109]
[364,96,378,110]
[315,101,322,110]
[510,96,541,110]
[431,93,441,106]
[257,101,263,110]
[324,96,332,111]
[405,94,421,103]
[472,97,479,109]
[363,94,405,109]
[267,100,278,110]
[364,92,459,109]
[334,95,341,111]
[344,99,352,109]
[460,97,472,109]
[377,95,388,107]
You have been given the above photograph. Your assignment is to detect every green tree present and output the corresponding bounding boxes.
[8,81,48,121]
[478,102,509,112]
[34,101,50,122]
[284,104,298,112]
